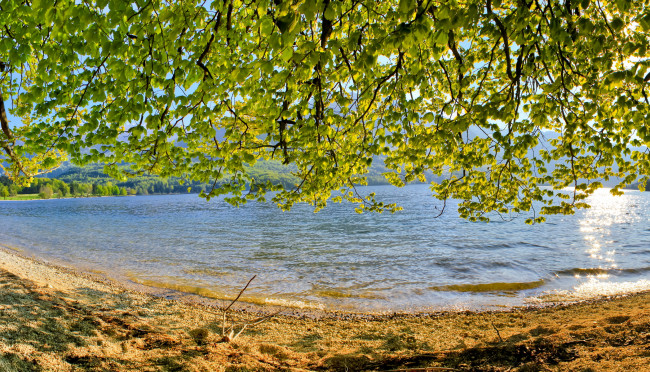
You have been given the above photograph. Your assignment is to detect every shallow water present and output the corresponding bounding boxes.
[0,185,649,312]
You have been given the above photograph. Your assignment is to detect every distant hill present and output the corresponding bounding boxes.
[42,157,447,195]
[50,163,205,195]
[627,180,649,191]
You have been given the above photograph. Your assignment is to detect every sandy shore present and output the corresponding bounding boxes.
[0,246,649,371]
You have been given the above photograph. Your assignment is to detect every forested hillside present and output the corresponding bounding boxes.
[50,161,300,195]
[0,159,441,201]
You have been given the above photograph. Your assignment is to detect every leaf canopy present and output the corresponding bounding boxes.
[1,0,649,222]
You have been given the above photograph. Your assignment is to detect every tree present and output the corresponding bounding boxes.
[39,185,53,199]
[1,1,649,222]
[60,182,71,197]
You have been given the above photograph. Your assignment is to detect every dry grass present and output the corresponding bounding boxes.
[0,249,649,371]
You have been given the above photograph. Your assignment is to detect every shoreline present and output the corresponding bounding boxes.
[2,242,647,320]
[1,245,649,370]
[0,192,207,202]
[0,195,132,202]
[2,242,650,319]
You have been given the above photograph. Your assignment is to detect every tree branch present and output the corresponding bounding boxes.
[486,0,514,81]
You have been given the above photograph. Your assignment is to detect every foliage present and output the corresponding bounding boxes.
[0,175,128,199]
[1,0,649,221]
[49,160,302,194]
[48,159,431,194]
[629,179,649,191]
[53,163,204,195]
[38,185,53,199]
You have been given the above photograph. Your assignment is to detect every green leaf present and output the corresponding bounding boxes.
[398,0,416,16]
[235,68,250,82]
[298,0,317,21]
[259,16,274,35]
[275,12,297,34]
[281,47,293,61]
[610,17,625,31]
[639,13,650,31]
[324,3,336,21]
[434,31,448,45]
[616,0,630,12]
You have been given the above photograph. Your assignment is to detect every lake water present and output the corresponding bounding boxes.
[0,185,649,312]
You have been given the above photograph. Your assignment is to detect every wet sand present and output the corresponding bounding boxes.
[0,246,649,371]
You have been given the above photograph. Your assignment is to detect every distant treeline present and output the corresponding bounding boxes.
[0,176,128,199]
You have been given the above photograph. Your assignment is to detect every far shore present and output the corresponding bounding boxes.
[0,193,200,202]
[0,194,132,202]
[0,245,649,370]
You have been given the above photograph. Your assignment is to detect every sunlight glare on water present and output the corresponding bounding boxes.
[530,188,650,304]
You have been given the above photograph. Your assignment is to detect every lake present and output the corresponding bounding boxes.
[0,185,649,312]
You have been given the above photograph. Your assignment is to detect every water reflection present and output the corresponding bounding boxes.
[564,189,649,296]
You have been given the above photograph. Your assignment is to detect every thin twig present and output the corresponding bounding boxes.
[224,275,256,312]
[232,310,281,340]
[219,275,267,341]
[491,321,504,342]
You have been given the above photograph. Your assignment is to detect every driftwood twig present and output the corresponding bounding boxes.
[491,321,504,342]
[218,275,279,342]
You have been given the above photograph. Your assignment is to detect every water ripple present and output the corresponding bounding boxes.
[0,186,649,311]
